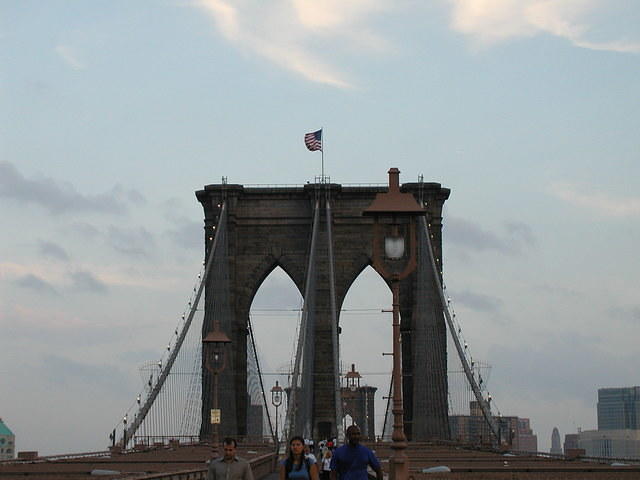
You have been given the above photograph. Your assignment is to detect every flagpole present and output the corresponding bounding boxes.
[321,127,324,183]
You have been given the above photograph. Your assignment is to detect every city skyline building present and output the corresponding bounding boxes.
[564,433,579,455]
[449,402,538,451]
[551,427,562,454]
[571,386,640,459]
[597,387,640,430]
[578,430,640,459]
[0,418,15,460]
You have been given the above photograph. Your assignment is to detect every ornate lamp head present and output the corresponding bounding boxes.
[203,329,231,373]
[363,168,425,280]
[271,380,283,407]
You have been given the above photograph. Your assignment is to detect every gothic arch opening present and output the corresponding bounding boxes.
[248,265,303,440]
[197,181,450,441]
[339,265,392,440]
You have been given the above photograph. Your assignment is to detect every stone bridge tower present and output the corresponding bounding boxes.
[341,364,377,441]
[196,178,450,441]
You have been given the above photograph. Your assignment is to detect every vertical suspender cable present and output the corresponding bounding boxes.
[421,216,500,442]
[301,198,320,439]
[285,199,320,439]
[417,220,450,437]
[247,314,276,441]
[324,192,344,442]
[381,373,393,440]
[119,202,228,446]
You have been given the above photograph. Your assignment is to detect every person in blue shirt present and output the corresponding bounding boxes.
[330,426,383,480]
[280,436,320,480]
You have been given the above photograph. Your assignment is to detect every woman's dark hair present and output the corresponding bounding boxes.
[285,436,307,475]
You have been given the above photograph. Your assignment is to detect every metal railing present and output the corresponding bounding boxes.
[510,449,640,464]
[134,452,277,480]
[132,436,201,447]
[0,450,111,464]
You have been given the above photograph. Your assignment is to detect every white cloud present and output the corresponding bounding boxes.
[193,0,639,87]
[293,0,369,29]
[550,182,640,217]
[54,44,86,70]
[447,0,640,53]
[194,0,394,88]
[449,0,537,42]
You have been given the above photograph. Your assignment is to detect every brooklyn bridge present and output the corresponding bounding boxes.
[1,169,636,479]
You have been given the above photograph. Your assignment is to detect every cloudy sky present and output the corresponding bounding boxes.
[1,0,639,455]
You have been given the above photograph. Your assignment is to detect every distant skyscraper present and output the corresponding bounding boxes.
[551,427,562,454]
[597,386,640,430]
[576,386,640,459]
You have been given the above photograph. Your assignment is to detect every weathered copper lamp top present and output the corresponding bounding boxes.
[363,168,425,216]
[203,329,231,344]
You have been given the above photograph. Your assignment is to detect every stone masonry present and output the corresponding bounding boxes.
[196,180,450,441]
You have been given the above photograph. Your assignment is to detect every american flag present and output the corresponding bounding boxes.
[304,129,322,151]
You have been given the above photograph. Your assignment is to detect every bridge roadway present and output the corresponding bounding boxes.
[1,441,639,479]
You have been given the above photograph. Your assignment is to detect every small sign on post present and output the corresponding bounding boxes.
[211,409,221,424]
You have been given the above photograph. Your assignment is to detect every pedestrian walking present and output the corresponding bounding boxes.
[330,426,382,480]
[305,444,317,463]
[207,438,254,480]
[280,436,320,480]
[320,449,332,480]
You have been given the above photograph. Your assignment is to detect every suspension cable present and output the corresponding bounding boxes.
[247,314,276,442]
[285,198,320,440]
[118,202,228,447]
[421,216,500,442]
[324,191,344,442]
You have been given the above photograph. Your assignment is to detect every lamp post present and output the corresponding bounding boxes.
[123,414,128,450]
[363,168,425,480]
[271,381,283,447]
[203,325,231,457]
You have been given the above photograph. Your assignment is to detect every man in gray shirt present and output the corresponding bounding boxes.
[207,437,255,480]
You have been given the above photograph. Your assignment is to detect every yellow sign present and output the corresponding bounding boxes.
[211,409,221,424]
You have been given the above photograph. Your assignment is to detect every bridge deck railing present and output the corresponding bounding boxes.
[133,451,277,480]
